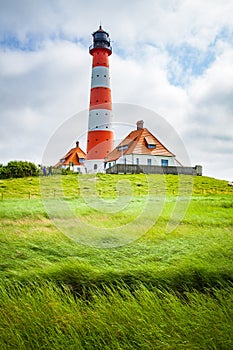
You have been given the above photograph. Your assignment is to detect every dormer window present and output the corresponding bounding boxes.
[145,136,156,149]
[117,145,128,151]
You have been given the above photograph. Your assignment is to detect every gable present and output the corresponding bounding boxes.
[105,127,174,162]
[56,145,86,167]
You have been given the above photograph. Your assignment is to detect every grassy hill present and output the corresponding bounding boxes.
[0,174,233,349]
[0,173,232,199]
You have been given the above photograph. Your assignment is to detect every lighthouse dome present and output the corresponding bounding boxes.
[90,25,112,52]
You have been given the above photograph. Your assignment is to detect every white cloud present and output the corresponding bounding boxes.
[0,0,233,180]
[183,46,233,178]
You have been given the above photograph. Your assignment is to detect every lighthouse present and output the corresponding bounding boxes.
[85,26,114,173]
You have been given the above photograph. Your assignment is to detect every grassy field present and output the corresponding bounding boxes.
[0,174,233,349]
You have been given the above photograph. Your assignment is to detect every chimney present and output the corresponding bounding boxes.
[76,141,79,148]
[137,120,144,130]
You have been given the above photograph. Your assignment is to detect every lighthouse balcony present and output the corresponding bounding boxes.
[89,44,112,55]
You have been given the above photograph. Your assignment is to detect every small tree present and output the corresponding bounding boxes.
[0,161,39,179]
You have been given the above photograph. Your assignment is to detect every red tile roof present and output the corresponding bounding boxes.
[105,128,175,162]
[55,144,86,167]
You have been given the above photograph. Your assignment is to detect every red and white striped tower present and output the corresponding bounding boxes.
[85,25,114,173]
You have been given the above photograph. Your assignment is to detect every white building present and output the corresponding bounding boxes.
[105,120,181,170]
[55,141,86,173]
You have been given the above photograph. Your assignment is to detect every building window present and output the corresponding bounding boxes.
[94,164,98,170]
[109,163,111,168]
[147,159,152,166]
[79,158,85,163]
[117,145,128,151]
[136,158,139,165]
[161,159,168,166]
[145,136,156,149]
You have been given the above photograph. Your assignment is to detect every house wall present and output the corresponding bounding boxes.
[61,164,86,174]
[84,159,106,173]
[106,154,181,169]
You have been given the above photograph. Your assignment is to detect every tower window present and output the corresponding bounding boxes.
[96,100,99,102]
[97,74,99,77]
[96,113,98,115]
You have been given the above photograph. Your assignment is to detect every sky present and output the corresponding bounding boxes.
[0,0,232,180]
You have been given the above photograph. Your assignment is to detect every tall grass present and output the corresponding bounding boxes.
[0,282,232,350]
[0,175,233,348]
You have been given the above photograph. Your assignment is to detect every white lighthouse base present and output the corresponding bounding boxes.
[84,159,106,174]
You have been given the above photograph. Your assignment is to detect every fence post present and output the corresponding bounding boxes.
[28,192,31,200]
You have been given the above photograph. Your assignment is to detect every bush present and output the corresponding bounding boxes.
[0,161,39,179]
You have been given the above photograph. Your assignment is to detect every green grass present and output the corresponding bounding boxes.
[0,174,232,199]
[0,174,233,349]
[1,283,232,350]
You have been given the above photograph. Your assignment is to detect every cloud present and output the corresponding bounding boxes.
[183,46,233,178]
[0,0,233,180]
[0,39,90,163]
